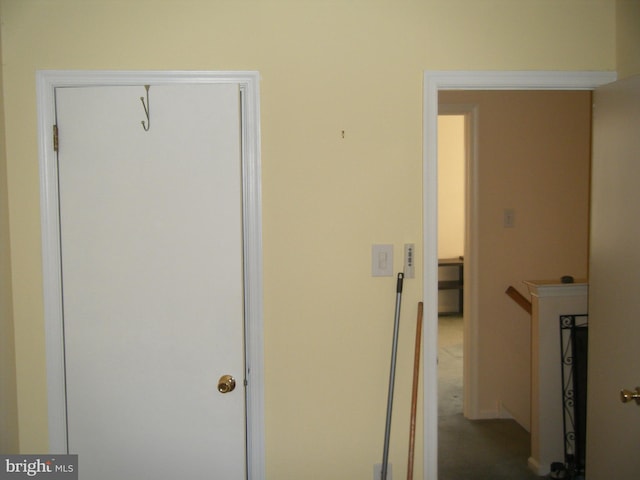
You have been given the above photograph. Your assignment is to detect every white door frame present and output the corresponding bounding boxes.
[422,70,616,480]
[36,70,264,479]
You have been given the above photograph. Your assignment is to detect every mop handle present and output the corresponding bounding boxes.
[381,273,404,480]
[407,302,423,480]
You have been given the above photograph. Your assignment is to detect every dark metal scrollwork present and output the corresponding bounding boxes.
[559,314,588,479]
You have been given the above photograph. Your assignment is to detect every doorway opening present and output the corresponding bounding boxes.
[437,112,466,416]
[436,108,540,479]
[436,104,478,424]
[422,71,616,480]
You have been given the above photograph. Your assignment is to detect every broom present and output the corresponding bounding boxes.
[407,302,423,480]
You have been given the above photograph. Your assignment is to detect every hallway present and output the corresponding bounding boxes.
[438,316,542,479]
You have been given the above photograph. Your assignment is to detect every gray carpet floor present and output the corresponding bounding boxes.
[438,316,543,480]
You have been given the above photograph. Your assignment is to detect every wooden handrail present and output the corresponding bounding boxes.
[505,286,532,314]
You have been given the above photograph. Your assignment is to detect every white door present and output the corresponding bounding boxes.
[55,83,246,479]
[587,74,640,477]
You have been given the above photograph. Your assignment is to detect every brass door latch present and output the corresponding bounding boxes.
[620,387,640,405]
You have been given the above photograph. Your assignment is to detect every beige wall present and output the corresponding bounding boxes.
[437,115,465,313]
[439,90,592,429]
[0,19,19,454]
[0,0,616,478]
[617,0,640,78]
[437,115,465,260]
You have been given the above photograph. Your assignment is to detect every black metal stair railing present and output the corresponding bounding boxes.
[559,314,589,479]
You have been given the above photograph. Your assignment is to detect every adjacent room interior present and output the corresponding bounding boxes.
[436,90,592,478]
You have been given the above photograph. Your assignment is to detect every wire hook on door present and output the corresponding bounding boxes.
[140,85,151,131]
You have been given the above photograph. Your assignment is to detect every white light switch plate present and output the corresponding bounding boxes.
[372,244,393,276]
[504,208,515,228]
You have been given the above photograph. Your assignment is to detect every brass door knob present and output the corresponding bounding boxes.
[218,375,236,394]
[620,387,640,405]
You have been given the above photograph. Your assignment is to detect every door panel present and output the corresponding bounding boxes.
[587,74,640,478]
[56,84,245,479]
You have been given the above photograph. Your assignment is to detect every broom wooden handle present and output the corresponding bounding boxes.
[407,302,423,480]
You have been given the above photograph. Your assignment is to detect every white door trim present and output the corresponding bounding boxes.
[36,70,264,479]
[422,70,616,480]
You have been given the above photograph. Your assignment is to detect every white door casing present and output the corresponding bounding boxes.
[37,71,264,479]
[422,70,616,480]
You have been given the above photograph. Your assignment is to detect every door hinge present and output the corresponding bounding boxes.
[53,125,59,152]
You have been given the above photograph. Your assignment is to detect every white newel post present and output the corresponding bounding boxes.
[524,280,588,476]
